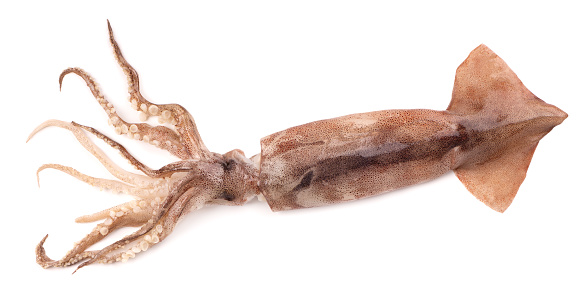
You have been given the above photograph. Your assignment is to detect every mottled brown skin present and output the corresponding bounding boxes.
[259,110,466,210]
[29,21,566,272]
[259,45,567,213]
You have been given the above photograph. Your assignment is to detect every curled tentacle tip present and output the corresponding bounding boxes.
[36,234,53,269]
[26,130,39,143]
[73,262,90,274]
[72,265,83,275]
[36,234,48,259]
[26,131,40,144]
[26,124,45,143]
[74,257,94,274]
[58,69,71,91]
[58,72,65,91]
[35,164,55,187]
[38,234,49,245]
[58,68,83,91]
[27,119,71,144]
[26,128,35,143]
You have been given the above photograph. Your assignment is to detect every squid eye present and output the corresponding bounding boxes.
[219,190,236,201]
[223,159,237,171]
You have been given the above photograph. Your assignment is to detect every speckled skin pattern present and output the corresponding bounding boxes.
[29,21,566,272]
[259,45,567,213]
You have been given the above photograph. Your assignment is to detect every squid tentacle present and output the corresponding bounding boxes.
[35,171,180,271]
[59,68,191,160]
[28,119,154,187]
[36,197,157,270]
[74,196,166,223]
[106,20,210,160]
[71,121,198,178]
[36,235,99,269]
[73,173,210,272]
[30,119,210,271]
[31,21,262,272]
[36,164,153,198]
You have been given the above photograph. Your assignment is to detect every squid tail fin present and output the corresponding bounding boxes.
[448,45,567,212]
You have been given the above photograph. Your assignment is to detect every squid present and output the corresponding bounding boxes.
[29,21,567,272]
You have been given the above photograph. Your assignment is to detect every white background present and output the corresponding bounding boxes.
[2,1,583,295]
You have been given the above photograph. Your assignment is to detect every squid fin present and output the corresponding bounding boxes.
[448,44,567,212]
